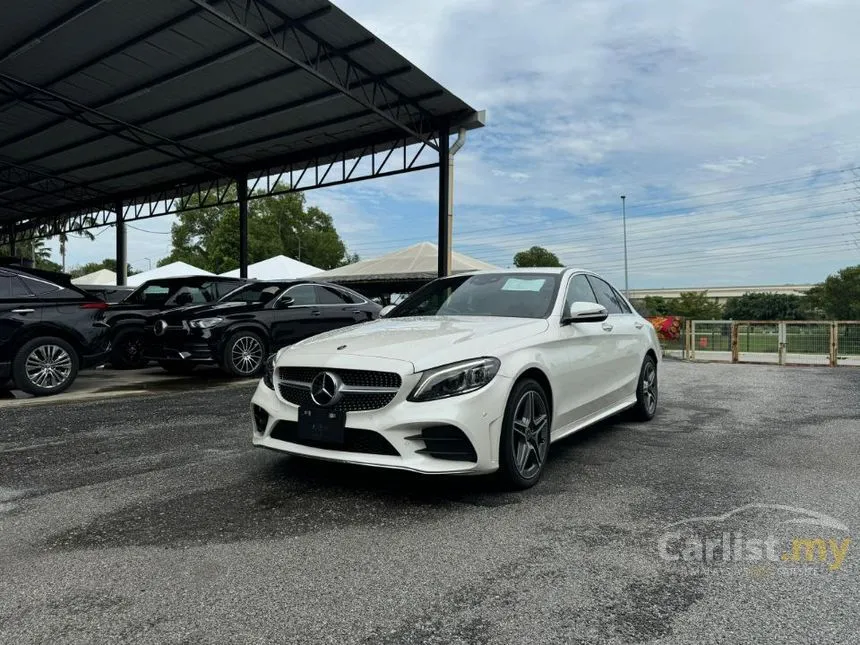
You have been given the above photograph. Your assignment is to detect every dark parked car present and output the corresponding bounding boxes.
[0,265,111,396]
[142,280,381,377]
[104,275,246,369]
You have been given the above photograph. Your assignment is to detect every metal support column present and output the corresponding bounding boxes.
[237,174,249,278]
[8,222,15,257]
[437,124,451,278]
[115,201,127,285]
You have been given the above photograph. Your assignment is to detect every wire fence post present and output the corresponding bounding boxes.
[778,322,787,366]
[829,322,838,367]
[731,322,739,363]
[689,321,696,360]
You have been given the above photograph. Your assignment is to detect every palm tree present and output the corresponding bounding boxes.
[53,219,96,271]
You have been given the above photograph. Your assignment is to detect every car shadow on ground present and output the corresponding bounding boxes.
[43,415,632,553]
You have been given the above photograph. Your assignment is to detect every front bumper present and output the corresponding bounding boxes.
[143,330,217,364]
[250,367,512,476]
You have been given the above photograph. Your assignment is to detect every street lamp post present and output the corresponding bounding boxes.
[620,195,629,298]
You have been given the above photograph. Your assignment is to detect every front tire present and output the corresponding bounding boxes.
[220,330,266,378]
[498,378,551,490]
[12,336,79,396]
[110,328,147,369]
[629,354,658,421]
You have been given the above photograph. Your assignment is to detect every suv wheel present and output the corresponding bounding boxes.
[111,328,147,369]
[221,331,266,377]
[13,337,79,396]
[497,378,551,490]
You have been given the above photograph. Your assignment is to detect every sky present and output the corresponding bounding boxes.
[51,0,860,289]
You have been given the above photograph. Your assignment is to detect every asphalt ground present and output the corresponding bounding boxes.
[0,361,858,644]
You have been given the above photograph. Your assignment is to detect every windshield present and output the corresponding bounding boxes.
[387,273,561,319]
[219,282,285,304]
[122,280,226,306]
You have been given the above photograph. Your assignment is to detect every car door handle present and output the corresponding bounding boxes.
[310,310,322,316]
[12,308,35,314]
[634,321,645,329]
[602,322,614,332]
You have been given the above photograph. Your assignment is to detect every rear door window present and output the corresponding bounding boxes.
[316,286,355,305]
[9,277,32,297]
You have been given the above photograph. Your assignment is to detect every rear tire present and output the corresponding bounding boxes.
[497,378,551,490]
[220,330,267,378]
[158,361,197,375]
[110,328,147,369]
[629,354,658,421]
[12,336,79,396]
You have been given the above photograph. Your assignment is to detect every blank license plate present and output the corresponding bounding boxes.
[297,407,346,444]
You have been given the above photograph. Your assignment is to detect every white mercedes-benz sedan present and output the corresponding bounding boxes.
[250,268,661,488]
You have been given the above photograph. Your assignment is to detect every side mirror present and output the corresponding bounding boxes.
[562,301,609,324]
[379,304,395,317]
[276,296,295,308]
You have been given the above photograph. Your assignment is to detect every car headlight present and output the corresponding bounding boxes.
[262,353,277,389]
[408,357,500,402]
[189,317,223,329]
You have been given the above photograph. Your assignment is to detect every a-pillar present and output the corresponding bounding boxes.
[237,174,249,279]
[115,202,127,286]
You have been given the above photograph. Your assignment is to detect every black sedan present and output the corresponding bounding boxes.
[141,280,381,377]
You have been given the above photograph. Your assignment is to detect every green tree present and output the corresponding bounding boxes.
[723,292,810,321]
[642,296,673,316]
[0,239,60,271]
[671,291,724,319]
[806,264,860,320]
[513,246,563,268]
[160,185,349,272]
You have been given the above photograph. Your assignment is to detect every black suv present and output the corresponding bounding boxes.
[142,280,381,377]
[0,265,111,396]
[105,275,245,369]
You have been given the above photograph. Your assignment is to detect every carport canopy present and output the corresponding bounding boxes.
[0,0,484,284]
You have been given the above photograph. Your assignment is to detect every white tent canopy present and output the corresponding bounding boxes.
[126,261,214,286]
[309,242,498,282]
[71,268,117,285]
[220,255,319,280]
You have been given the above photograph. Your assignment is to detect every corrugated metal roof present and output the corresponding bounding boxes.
[0,0,482,231]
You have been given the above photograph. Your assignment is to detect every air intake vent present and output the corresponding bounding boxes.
[408,425,478,462]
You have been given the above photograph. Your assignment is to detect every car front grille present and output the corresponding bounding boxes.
[276,367,402,412]
[278,367,401,389]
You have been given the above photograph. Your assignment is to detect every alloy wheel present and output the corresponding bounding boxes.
[25,344,73,390]
[511,389,549,479]
[231,336,263,375]
[642,361,658,414]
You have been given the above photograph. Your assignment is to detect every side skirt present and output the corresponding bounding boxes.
[549,396,637,444]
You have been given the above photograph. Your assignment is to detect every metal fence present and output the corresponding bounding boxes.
[683,320,860,366]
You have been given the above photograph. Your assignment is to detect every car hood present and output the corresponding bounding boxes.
[283,316,550,372]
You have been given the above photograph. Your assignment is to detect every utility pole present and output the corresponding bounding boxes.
[621,195,629,298]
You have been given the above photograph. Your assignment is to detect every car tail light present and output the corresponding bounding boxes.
[80,301,109,310]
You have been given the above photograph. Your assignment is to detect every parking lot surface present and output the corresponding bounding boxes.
[1,361,858,644]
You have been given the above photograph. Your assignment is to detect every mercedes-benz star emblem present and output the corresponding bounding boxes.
[153,319,168,336]
[310,371,343,407]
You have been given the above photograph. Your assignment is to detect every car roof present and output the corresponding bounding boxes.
[451,267,591,276]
